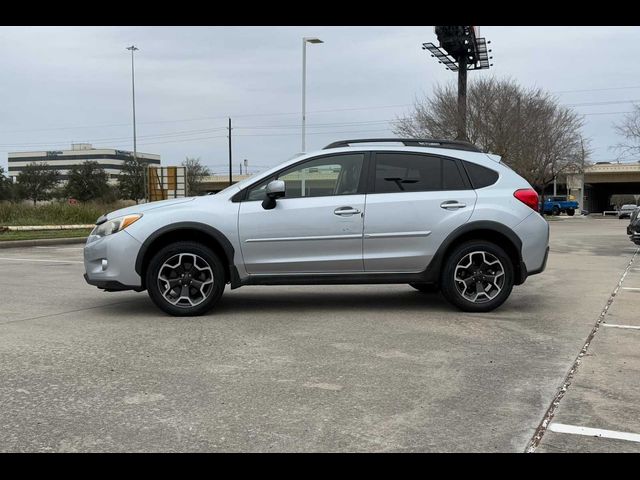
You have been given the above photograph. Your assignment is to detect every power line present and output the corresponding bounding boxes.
[0,104,410,135]
[581,111,633,116]
[566,99,640,107]
[0,127,231,148]
[554,86,640,94]
[0,120,398,149]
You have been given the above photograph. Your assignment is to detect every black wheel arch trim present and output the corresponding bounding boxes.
[134,222,237,284]
[421,220,525,285]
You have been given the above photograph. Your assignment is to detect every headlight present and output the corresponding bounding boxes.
[90,214,142,238]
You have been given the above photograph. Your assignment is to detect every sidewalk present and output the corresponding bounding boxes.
[536,248,640,452]
[0,236,87,249]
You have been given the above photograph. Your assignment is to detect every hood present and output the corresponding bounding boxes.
[103,197,196,222]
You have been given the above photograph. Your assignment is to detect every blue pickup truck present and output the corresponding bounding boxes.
[540,196,579,216]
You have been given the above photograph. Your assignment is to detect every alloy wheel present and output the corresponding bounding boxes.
[157,253,215,308]
[454,251,505,303]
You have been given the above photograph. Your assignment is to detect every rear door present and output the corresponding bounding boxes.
[363,151,477,272]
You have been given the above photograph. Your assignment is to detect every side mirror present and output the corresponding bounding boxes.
[262,180,285,210]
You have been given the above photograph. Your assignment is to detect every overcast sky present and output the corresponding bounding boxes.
[1,26,638,175]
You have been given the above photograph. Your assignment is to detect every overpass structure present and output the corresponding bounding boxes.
[200,174,252,194]
[567,163,640,213]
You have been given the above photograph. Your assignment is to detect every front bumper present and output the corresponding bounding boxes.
[83,273,142,291]
[83,230,144,290]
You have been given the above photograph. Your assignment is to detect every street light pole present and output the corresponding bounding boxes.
[126,45,139,163]
[302,37,323,153]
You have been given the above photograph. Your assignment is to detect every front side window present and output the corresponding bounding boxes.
[246,153,364,201]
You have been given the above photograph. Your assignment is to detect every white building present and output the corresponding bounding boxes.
[7,143,161,184]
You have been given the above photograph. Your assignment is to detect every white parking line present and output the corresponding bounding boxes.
[549,423,640,443]
[603,323,640,330]
[621,287,640,291]
[0,257,83,264]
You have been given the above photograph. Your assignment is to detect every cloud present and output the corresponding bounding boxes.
[0,26,638,174]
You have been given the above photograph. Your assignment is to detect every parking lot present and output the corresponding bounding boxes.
[0,216,638,452]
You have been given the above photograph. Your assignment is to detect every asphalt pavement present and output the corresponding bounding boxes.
[0,217,638,452]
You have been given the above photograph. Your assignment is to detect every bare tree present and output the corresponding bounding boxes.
[182,157,211,195]
[394,77,590,194]
[613,104,640,160]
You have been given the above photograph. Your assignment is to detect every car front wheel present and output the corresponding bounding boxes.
[146,241,226,316]
[440,240,514,312]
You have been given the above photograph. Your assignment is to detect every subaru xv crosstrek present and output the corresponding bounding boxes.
[84,138,550,316]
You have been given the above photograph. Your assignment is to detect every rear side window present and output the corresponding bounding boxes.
[462,161,499,189]
[373,153,468,193]
[442,158,467,190]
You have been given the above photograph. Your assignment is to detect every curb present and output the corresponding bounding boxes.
[0,237,88,249]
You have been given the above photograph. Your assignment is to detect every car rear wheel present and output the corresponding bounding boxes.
[566,208,575,216]
[146,241,225,316]
[440,240,514,312]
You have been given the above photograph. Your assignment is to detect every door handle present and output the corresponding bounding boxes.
[440,201,466,210]
[334,207,361,216]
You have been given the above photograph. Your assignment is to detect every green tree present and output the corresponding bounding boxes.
[16,162,60,205]
[0,166,12,201]
[118,157,147,204]
[65,160,110,202]
[182,157,211,195]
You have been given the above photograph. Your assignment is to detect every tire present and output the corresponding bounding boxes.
[552,206,560,216]
[409,283,439,294]
[440,240,514,313]
[566,208,575,216]
[146,241,226,316]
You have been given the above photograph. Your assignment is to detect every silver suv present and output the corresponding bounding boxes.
[84,138,549,316]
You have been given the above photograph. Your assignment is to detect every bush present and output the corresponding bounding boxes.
[0,200,132,226]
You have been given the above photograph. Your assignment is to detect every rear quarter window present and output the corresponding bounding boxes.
[462,161,499,189]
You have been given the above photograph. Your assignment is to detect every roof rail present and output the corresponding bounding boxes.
[323,138,482,153]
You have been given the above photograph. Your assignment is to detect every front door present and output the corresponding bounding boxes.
[238,152,367,274]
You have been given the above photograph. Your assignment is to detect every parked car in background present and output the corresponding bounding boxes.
[540,196,579,216]
[618,204,638,219]
[83,138,550,316]
[627,207,640,245]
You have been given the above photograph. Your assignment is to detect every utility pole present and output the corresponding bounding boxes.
[457,54,468,141]
[228,118,232,187]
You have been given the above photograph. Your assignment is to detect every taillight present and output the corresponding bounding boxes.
[514,188,539,212]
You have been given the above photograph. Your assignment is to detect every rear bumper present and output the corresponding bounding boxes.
[514,212,550,281]
[527,245,549,276]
